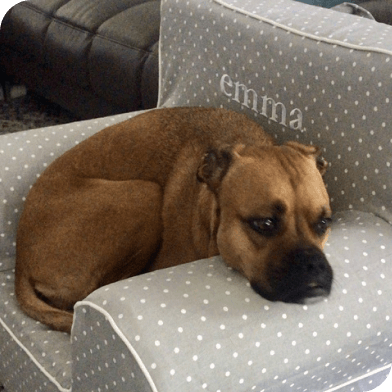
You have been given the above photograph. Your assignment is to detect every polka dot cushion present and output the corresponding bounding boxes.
[0,272,72,392]
[159,0,392,225]
[0,111,142,392]
[72,211,392,392]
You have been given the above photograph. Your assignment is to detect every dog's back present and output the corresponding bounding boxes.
[43,107,272,185]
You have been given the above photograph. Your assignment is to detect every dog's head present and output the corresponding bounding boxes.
[197,141,333,304]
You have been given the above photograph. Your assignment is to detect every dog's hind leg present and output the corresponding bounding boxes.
[16,179,163,332]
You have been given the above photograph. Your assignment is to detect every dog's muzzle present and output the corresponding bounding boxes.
[251,246,333,304]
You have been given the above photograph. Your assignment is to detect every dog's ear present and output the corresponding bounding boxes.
[285,141,328,176]
[197,148,233,192]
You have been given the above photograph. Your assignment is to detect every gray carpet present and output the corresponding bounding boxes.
[0,84,79,135]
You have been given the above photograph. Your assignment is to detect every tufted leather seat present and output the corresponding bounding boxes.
[0,0,160,119]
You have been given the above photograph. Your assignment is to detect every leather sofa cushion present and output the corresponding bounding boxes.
[0,0,160,116]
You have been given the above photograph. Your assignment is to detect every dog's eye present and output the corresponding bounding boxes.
[248,218,279,237]
[314,217,332,236]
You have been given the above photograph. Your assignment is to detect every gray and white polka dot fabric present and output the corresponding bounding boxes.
[0,111,141,392]
[1,0,391,391]
[160,0,392,225]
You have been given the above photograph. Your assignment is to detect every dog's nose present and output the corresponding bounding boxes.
[254,246,333,304]
[291,247,329,276]
[281,246,333,303]
[250,246,333,304]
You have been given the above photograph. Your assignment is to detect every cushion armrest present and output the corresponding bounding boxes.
[72,214,392,392]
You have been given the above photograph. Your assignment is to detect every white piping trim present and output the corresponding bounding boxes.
[0,317,71,392]
[323,363,392,392]
[74,301,159,392]
[213,0,392,57]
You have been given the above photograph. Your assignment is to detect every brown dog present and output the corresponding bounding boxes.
[15,107,333,333]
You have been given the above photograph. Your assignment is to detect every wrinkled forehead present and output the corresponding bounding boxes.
[221,148,330,215]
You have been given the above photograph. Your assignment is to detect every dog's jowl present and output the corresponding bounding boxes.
[15,107,333,332]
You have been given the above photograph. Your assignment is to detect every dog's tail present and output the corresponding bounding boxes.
[15,273,74,333]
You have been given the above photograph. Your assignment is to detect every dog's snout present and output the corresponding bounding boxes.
[292,247,328,276]
[251,246,333,305]
[282,246,333,303]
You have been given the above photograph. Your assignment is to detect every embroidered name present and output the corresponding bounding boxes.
[220,74,303,131]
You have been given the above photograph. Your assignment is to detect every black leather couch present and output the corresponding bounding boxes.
[0,0,160,119]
